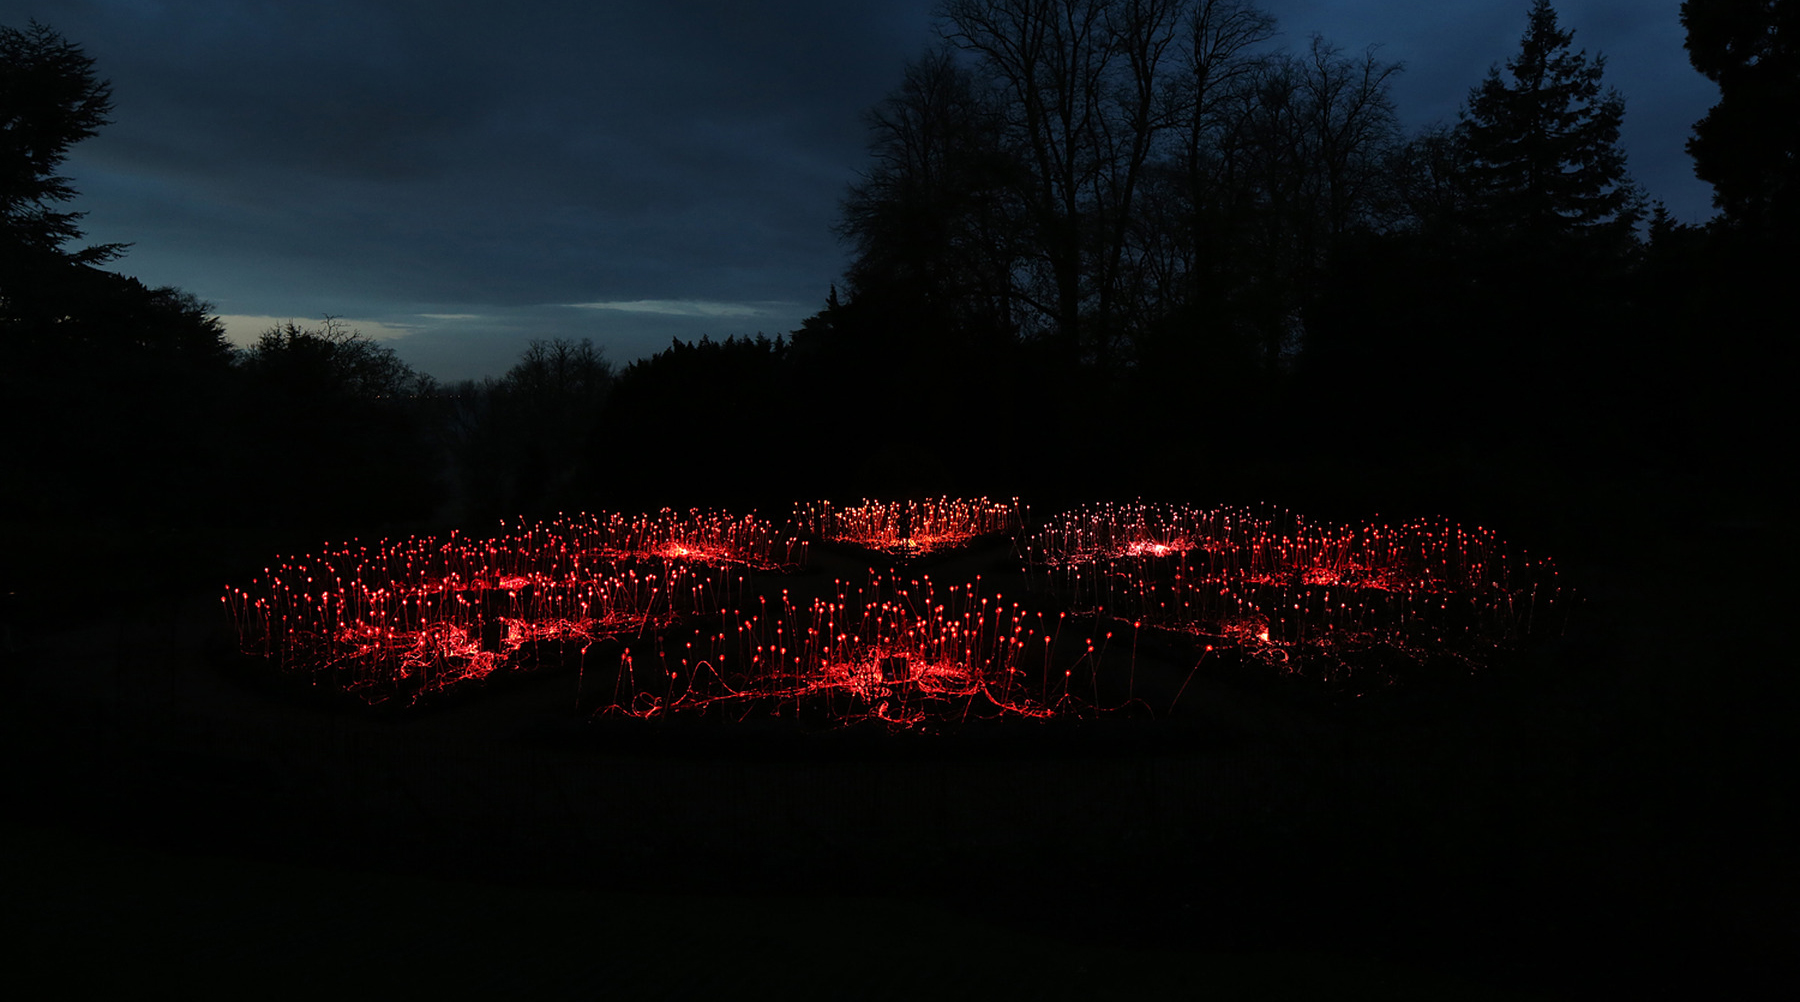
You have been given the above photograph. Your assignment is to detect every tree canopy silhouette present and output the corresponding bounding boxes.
[2,19,228,364]
[235,317,427,400]
[0,19,123,271]
[835,0,1406,385]
[1456,0,1644,248]
[839,46,1019,347]
[1681,0,1800,240]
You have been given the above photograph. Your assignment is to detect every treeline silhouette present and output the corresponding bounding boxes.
[3,2,1794,606]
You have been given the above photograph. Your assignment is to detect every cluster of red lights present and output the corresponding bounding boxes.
[538,508,809,570]
[225,499,1565,723]
[589,572,1117,730]
[223,510,800,705]
[1026,502,1563,663]
[793,497,1020,556]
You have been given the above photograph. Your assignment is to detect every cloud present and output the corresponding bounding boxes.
[568,300,773,318]
[417,313,482,320]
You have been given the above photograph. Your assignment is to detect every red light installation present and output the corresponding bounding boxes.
[223,509,803,706]
[225,499,1568,724]
[794,497,1021,557]
[1025,502,1565,681]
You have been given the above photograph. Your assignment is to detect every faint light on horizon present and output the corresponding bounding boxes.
[568,299,766,318]
[215,314,420,347]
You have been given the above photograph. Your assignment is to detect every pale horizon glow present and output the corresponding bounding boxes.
[569,299,778,318]
[218,314,420,348]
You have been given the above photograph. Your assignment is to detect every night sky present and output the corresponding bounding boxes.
[7,1,1719,381]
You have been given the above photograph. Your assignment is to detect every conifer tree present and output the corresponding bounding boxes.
[1456,1,1644,243]
[0,20,124,269]
[3,19,228,362]
[1681,0,1799,239]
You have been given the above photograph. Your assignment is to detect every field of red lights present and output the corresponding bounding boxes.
[589,571,1106,730]
[225,500,1566,726]
[223,510,803,706]
[1026,502,1565,681]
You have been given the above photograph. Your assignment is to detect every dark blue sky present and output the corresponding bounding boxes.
[6,1,1718,380]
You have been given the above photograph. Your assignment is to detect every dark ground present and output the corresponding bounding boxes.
[2,461,1792,999]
